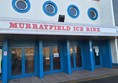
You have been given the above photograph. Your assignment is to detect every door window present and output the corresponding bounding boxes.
[70,47,74,68]
[93,46,100,66]
[11,47,35,76]
[52,47,60,70]
[25,48,34,74]
[43,47,50,71]
[43,46,61,72]
[70,46,82,69]
[75,46,82,67]
[11,48,22,75]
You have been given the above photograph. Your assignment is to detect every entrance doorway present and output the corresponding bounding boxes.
[43,46,61,73]
[70,46,82,70]
[93,45,101,67]
[10,47,36,78]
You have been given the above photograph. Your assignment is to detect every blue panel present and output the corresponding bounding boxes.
[89,40,95,70]
[38,40,44,78]
[107,40,112,68]
[66,40,72,74]
[34,43,38,75]
[8,47,11,79]
[50,48,53,72]
[2,39,8,83]
[22,48,25,74]
[59,46,63,71]
[101,40,112,68]
[59,40,72,74]
[59,41,67,73]
[82,40,94,71]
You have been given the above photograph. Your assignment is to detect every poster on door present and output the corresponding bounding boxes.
[93,46,99,56]
[54,53,59,58]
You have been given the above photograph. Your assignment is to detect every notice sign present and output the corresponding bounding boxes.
[54,53,59,58]
[4,51,7,56]
[93,46,99,56]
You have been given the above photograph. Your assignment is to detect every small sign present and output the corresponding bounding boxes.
[93,46,99,56]
[54,53,59,58]
[4,51,7,56]
[90,48,92,52]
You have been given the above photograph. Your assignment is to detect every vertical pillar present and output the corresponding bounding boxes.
[66,40,72,74]
[83,40,95,71]
[38,40,44,78]
[89,40,95,71]
[107,40,112,68]
[2,39,8,83]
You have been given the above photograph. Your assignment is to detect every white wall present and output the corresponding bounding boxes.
[0,0,100,25]
[99,0,115,26]
[100,0,118,64]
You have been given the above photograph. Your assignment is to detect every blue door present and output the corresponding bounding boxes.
[70,46,82,70]
[43,46,61,74]
[10,47,36,78]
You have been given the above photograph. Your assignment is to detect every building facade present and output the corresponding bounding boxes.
[0,0,118,83]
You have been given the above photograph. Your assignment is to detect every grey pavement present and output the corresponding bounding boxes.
[79,76,118,83]
[0,67,118,83]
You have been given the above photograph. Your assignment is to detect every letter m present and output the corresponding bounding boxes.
[9,22,18,28]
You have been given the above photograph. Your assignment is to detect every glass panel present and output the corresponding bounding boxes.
[93,46,100,66]
[25,48,34,74]
[70,47,74,68]
[90,10,96,18]
[43,47,50,71]
[0,49,2,77]
[16,1,27,10]
[46,4,54,14]
[52,47,60,70]
[70,7,77,16]
[12,48,22,75]
[75,46,82,67]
